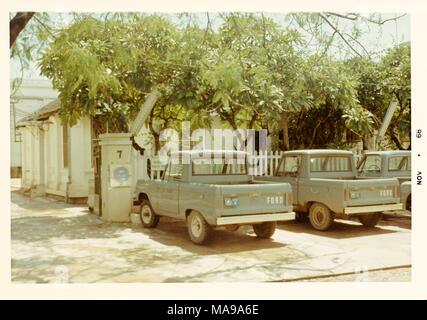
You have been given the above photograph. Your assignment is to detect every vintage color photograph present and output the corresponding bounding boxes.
[10,12,411,283]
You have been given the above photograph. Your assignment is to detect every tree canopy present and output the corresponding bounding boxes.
[35,13,411,151]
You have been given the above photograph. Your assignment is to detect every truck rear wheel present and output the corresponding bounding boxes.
[406,195,411,211]
[309,203,334,231]
[253,222,276,239]
[295,211,308,222]
[187,211,211,245]
[358,213,382,227]
[140,199,159,228]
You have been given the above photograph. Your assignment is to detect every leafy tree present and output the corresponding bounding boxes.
[196,13,306,151]
[346,43,411,150]
[37,12,410,153]
[380,44,411,149]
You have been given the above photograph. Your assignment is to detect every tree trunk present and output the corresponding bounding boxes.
[362,134,369,150]
[281,112,290,150]
[153,133,161,153]
[10,12,35,47]
[390,130,404,150]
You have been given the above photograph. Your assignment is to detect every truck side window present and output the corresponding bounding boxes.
[389,156,411,171]
[277,156,300,177]
[164,163,183,180]
[310,156,352,172]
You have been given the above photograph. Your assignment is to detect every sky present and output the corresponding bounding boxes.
[10,12,410,80]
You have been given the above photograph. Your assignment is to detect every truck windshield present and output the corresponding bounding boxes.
[192,160,247,175]
[310,156,352,172]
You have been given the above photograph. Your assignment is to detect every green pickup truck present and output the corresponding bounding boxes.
[135,150,295,244]
[256,149,403,231]
[357,150,411,211]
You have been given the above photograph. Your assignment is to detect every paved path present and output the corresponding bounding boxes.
[11,191,411,283]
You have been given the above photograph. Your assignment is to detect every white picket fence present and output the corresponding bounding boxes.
[247,151,283,176]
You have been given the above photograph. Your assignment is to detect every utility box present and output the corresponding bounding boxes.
[99,133,133,222]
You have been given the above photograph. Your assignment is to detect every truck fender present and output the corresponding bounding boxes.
[138,192,150,204]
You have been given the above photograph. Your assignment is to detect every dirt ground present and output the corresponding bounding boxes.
[11,190,411,283]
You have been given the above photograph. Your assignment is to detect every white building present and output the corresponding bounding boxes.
[10,79,58,177]
[17,100,94,203]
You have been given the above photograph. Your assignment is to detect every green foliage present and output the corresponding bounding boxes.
[345,43,411,148]
[37,13,411,150]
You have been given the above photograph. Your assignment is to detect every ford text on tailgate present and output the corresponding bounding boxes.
[256,149,402,231]
[135,150,294,244]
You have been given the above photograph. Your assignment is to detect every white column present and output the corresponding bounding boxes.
[67,117,92,199]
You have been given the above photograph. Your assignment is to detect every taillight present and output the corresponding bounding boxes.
[395,186,400,197]
[344,189,349,201]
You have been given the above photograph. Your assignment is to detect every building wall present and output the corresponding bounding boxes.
[19,115,93,201]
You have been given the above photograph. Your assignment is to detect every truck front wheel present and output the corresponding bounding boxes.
[187,211,211,245]
[309,203,334,231]
[358,213,382,227]
[253,222,276,239]
[140,199,159,228]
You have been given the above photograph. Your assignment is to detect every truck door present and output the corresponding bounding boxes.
[275,155,301,206]
[157,162,182,217]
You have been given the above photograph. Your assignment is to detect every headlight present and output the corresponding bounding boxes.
[350,191,360,199]
[224,197,239,207]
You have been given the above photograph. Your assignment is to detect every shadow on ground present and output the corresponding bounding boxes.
[143,219,287,255]
[12,213,287,257]
[11,190,76,213]
[276,217,407,239]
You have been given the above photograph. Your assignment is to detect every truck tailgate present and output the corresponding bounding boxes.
[345,178,400,207]
[219,183,292,216]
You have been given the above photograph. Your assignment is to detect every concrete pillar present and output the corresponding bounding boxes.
[99,133,133,222]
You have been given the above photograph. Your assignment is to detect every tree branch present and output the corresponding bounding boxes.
[10,12,35,47]
[366,14,407,25]
[343,32,370,56]
[319,13,363,57]
[32,14,56,39]
[325,12,359,21]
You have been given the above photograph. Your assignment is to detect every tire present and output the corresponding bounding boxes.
[253,222,276,239]
[140,199,159,228]
[295,211,308,222]
[406,195,411,211]
[187,211,211,245]
[358,213,382,227]
[309,202,334,231]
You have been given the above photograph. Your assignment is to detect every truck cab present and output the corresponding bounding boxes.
[358,150,411,211]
